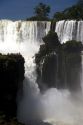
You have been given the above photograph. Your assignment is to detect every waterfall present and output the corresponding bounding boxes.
[0,20,51,123]
[0,20,51,83]
[0,20,83,125]
[55,20,83,43]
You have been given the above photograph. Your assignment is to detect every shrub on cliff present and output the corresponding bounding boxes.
[35,31,61,64]
[43,31,60,48]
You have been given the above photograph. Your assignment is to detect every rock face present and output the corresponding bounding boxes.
[36,49,82,91]
[35,31,82,91]
[63,53,81,91]
[0,54,25,118]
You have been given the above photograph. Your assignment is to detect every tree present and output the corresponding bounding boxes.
[34,3,50,20]
[53,12,66,21]
[63,4,83,19]
[53,1,83,21]
[35,31,61,64]
[43,31,60,48]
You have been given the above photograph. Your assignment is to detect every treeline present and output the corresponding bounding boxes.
[26,1,83,21]
[54,3,83,21]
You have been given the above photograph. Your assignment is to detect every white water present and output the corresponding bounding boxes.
[55,20,83,43]
[0,20,83,125]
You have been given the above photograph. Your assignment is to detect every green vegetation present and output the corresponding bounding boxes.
[27,3,51,21]
[35,31,61,64]
[35,31,83,65]
[27,1,83,21]
[43,31,60,47]
[0,53,24,120]
[53,3,83,21]
[53,12,66,21]
[34,3,50,19]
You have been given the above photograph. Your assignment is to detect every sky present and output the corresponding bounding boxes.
[0,0,78,20]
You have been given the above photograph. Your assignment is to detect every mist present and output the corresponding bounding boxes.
[17,81,83,125]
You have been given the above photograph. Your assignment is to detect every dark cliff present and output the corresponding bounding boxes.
[35,31,83,91]
[0,53,25,118]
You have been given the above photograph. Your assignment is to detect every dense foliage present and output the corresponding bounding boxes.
[0,53,25,119]
[27,3,50,21]
[35,31,61,64]
[53,4,83,21]
[43,31,60,47]
[27,1,83,21]
[34,3,50,18]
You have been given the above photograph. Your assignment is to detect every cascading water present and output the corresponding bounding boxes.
[0,20,83,125]
[55,20,83,43]
[0,20,51,122]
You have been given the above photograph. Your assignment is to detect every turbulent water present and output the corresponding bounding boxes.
[0,20,83,125]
